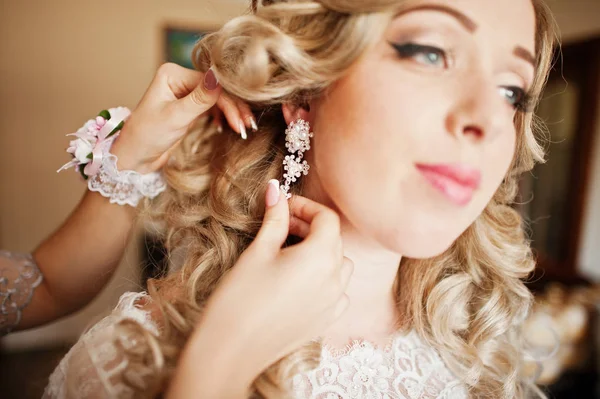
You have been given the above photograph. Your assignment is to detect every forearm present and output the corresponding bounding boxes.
[16,190,136,330]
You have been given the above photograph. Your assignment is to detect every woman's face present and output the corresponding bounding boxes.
[301,0,537,257]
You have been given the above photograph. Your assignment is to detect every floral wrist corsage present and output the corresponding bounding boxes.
[57,107,131,178]
[57,107,166,207]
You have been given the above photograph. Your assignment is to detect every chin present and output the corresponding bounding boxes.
[376,227,459,259]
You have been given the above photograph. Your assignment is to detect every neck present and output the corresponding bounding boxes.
[302,172,402,344]
[324,218,402,342]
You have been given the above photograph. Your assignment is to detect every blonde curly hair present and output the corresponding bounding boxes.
[118,0,559,397]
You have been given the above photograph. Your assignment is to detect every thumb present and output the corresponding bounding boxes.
[174,68,221,122]
[254,180,290,251]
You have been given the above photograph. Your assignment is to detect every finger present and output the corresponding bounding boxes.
[153,63,202,100]
[339,257,354,289]
[171,68,222,123]
[253,180,290,251]
[333,294,350,320]
[217,93,247,139]
[210,107,224,133]
[288,196,341,241]
[234,98,257,132]
[289,215,310,239]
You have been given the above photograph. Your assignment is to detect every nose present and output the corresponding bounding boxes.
[445,75,505,143]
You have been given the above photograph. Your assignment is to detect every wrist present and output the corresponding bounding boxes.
[110,129,156,174]
[183,324,261,392]
[57,107,167,207]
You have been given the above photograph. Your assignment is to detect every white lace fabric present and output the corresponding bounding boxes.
[88,154,166,207]
[44,292,159,399]
[0,250,43,335]
[44,292,468,399]
[294,332,468,399]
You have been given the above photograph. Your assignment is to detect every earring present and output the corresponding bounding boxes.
[281,119,313,199]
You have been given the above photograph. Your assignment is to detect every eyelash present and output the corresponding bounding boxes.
[391,42,448,68]
[500,86,534,112]
[390,42,534,112]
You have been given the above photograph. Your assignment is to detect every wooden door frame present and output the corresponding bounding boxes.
[537,37,600,281]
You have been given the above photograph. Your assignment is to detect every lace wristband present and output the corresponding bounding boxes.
[88,153,166,207]
[57,107,166,207]
[0,250,43,336]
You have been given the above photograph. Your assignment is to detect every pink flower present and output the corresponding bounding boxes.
[95,116,107,127]
[57,107,131,176]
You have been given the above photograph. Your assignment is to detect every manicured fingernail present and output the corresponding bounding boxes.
[266,179,280,208]
[204,68,219,91]
[249,117,258,131]
[239,121,248,140]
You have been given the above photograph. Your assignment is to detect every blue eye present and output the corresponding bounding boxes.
[499,86,532,111]
[391,43,447,68]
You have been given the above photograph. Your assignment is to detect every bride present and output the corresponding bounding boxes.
[45,0,558,397]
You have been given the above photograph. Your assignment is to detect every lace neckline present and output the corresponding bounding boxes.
[294,329,469,399]
[320,331,404,358]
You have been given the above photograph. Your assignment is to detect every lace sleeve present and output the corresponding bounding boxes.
[43,292,159,399]
[0,250,43,335]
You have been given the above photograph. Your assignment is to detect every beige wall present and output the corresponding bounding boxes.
[0,0,599,350]
[0,0,246,351]
[548,0,600,42]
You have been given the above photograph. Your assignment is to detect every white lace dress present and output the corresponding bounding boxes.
[44,292,468,399]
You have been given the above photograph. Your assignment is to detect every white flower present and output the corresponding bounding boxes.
[67,138,94,164]
[337,343,394,398]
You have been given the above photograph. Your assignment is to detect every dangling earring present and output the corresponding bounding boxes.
[281,119,313,199]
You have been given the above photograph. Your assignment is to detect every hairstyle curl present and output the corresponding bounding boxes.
[116,1,559,397]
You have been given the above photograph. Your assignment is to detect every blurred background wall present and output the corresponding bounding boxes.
[0,0,599,397]
[0,0,246,350]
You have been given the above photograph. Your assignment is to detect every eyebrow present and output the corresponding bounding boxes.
[513,46,537,68]
[398,4,537,68]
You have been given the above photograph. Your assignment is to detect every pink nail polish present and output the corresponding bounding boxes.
[204,68,219,91]
[265,179,280,208]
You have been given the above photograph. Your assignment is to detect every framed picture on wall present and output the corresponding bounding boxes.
[163,25,211,69]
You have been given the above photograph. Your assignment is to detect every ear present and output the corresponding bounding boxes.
[282,103,311,126]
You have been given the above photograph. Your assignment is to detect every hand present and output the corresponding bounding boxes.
[199,180,353,379]
[111,63,257,174]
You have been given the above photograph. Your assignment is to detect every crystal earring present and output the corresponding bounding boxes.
[281,119,313,199]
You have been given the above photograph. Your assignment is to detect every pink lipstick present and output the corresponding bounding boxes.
[415,163,481,206]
